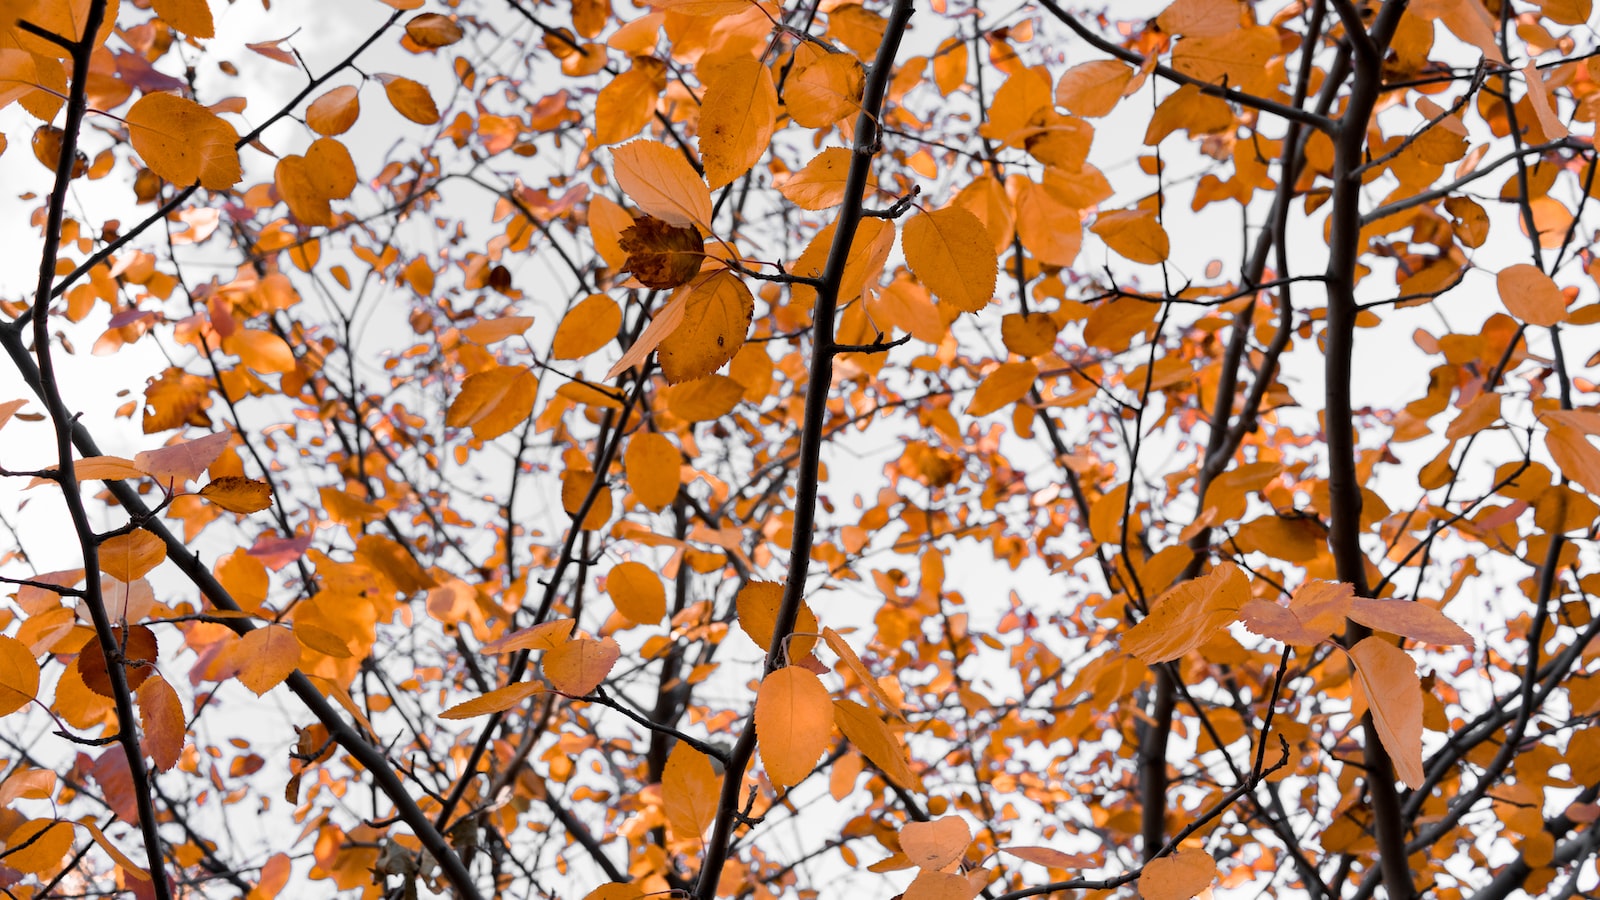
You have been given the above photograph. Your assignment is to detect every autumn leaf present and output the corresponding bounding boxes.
[1000,846,1098,869]
[1349,637,1426,789]
[439,682,544,719]
[611,139,712,228]
[1123,562,1249,663]
[664,375,744,422]
[624,431,681,511]
[737,581,818,658]
[234,625,301,695]
[903,207,997,313]
[78,626,158,697]
[377,73,440,124]
[306,85,361,135]
[3,820,73,875]
[552,294,622,360]
[900,816,971,870]
[1496,263,1567,326]
[543,636,621,695]
[607,561,666,625]
[967,361,1038,418]
[0,636,38,717]
[481,619,575,655]
[699,55,777,190]
[199,476,272,514]
[822,626,898,715]
[405,12,464,48]
[1055,60,1134,117]
[137,674,185,771]
[755,665,833,786]
[833,698,925,792]
[619,215,704,289]
[1346,599,1474,648]
[126,92,242,189]
[100,528,167,583]
[662,742,719,840]
[780,147,854,210]
[1091,208,1171,264]
[658,270,755,384]
[134,431,230,485]
[786,53,863,128]
[446,365,537,440]
[1139,848,1219,900]
[462,315,536,345]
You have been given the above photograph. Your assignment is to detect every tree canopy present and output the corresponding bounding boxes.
[1,0,1599,899]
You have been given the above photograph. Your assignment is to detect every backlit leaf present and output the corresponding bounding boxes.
[663,742,719,839]
[737,581,818,658]
[607,561,666,625]
[1055,60,1133,117]
[446,365,537,440]
[306,85,361,136]
[833,698,924,792]
[699,55,777,190]
[967,361,1037,418]
[1123,562,1249,663]
[1139,847,1218,900]
[1091,209,1170,264]
[136,674,184,771]
[624,431,681,512]
[543,636,620,695]
[900,816,971,870]
[659,270,754,384]
[612,139,711,228]
[755,665,832,786]
[0,635,38,716]
[152,0,213,36]
[904,207,998,313]
[199,476,272,514]
[126,92,241,189]
[1347,599,1474,648]
[780,147,854,210]
[377,73,440,125]
[785,53,863,128]
[234,625,301,695]
[100,529,166,583]
[1349,636,1425,789]
[1496,263,1567,326]
[406,12,464,48]
[665,375,743,422]
[440,681,544,719]
[553,294,622,360]
[620,215,703,289]
[134,431,230,485]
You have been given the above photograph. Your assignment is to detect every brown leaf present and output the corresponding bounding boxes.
[619,215,704,289]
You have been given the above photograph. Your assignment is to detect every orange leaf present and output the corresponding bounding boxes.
[606,286,688,379]
[1000,846,1098,869]
[137,674,184,771]
[822,626,898,715]
[481,619,575,654]
[1139,847,1219,900]
[755,665,832,786]
[100,528,167,583]
[446,365,537,440]
[904,207,998,313]
[1055,60,1134,117]
[1349,636,1425,789]
[1346,599,1474,648]
[1496,263,1567,326]
[82,818,150,880]
[1546,422,1600,497]
[560,467,614,531]
[785,52,863,128]
[3,819,73,875]
[306,85,361,136]
[543,636,620,695]
[440,681,544,719]
[224,328,295,374]
[405,12,464,48]
[780,147,854,210]
[665,375,744,422]
[234,625,301,695]
[624,431,681,512]
[67,456,145,482]
[900,815,971,870]
[377,73,440,125]
[700,55,777,190]
[619,215,704,289]
[1239,580,1353,646]
[294,623,353,659]
[967,361,1037,418]
[462,315,536,345]
[134,431,230,486]
[662,742,719,840]
[737,581,818,658]
[659,270,755,384]
[552,294,621,360]
[1123,562,1249,663]
[152,0,212,36]
[199,476,272,514]
[1091,209,1170,264]
[1157,0,1241,38]
[931,36,968,96]
[833,698,924,792]
[607,561,666,625]
[611,139,711,228]
[0,635,38,717]
[126,92,241,189]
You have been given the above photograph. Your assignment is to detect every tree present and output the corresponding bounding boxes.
[0,0,1597,897]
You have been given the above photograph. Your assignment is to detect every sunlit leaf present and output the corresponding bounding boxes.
[126,92,241,189]
[543,636,620,695]
[755,665,832,786]
[1349,636,1425,789]
[440,682,544,719]
[699,55,777,190]
[611,139,711,228]
[1138,847,1218,900]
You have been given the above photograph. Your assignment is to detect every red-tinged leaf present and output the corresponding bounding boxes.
[1238,580,1353,646]
[1349,636,1425,789]
[136,674,184,771]
[100,528,166,583]
[624,431,681,512]
[543,636,620,695]
[246,37,297,66]
[619,215,703,289]
[967,361,1037,417]
[248,532,313,571]
[755,665,832,786]
[439,681,544,719]
[1000,846,1098,869]
[662,742,718,840]
[900,815,971,870]
[1123,562,1249,663]
[199,476,272,514]
[834,698,924,792]
[1139,847,1218,900]
[126,92,241,189]
[611,139,711,228]
[78,627,158,698]
[607,561,666,625]
[0,635,38,716]
[234,625,300,695]
[482,619,575,654]
[134,431,231,485]
[1346,599,1474,648]
[822,626,898,715]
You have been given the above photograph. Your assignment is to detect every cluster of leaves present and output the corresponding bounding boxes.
[1,0,1600,898]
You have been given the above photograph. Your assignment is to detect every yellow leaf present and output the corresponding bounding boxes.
[1091,209,1170,264]
[624,431,681,512]
[1349,636,1425,789]
[1055,60,1133,117]
[234,625,301,695]
[833,698,924,792]
[199,476,272,514]
[967,361,1037,418]
[611,139,711,228]
[1123,562,1249,663]
[378,73,440,124]
[1139,847,1219,900]
[608,561,666,625]
[306,85,360,136]
[137,674,185,771]
[900,816,971,870]
[543,636,620,695]
[659,270,754,384]
[931,36,967,96]
[224,328,295,374]
[152,0,213,36]
[755,665,832,786]
[560,467,614,531]
[700,55,777,190]
[780,147,854,210]
[405,12,464,48]
[737,581,818,658]
[785,52,863,128]
[126,92,241,189]
[3,819,73,875]
[100,528,167,582]
[662,742,719,839]
[439,681,544,719]
[1496,263,1567,326]
[903,207,997,313]
[462,315,536,345]
[0,635,38,717]
[446,365,537,440]
[665,375,743,422]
